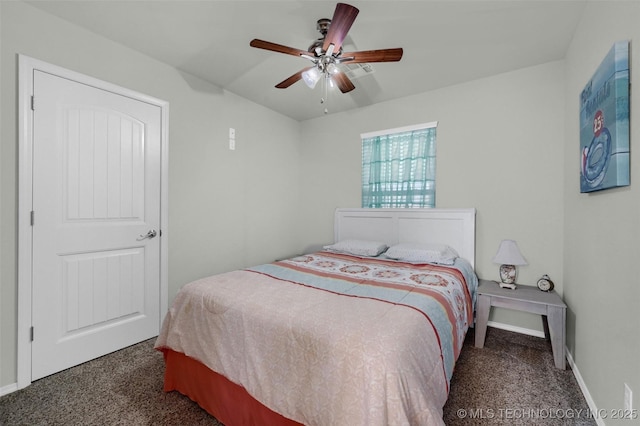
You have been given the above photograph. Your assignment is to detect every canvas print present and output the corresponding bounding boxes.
[580,40,630,193]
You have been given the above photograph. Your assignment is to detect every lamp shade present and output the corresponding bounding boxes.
[492,240,527,266]
[302,67,321,89]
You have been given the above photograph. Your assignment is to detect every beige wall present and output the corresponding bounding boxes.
[298,61,566,332]
[1,1,301,387]
[563,2,640,420]
[3,1,638,419]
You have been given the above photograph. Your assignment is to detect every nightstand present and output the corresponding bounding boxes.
[474,279,567,369]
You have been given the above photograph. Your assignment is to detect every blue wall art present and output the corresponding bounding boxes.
[579,40,630,193]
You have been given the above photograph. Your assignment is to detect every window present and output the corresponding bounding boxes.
[361,122,437,208]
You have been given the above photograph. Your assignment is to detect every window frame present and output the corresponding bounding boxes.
[361,121,438,209]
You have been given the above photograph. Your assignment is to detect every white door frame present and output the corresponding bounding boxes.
[17,55,169,389]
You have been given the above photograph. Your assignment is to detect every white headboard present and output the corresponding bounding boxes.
[334,208,476,268]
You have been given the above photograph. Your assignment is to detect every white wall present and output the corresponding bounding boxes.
[298,61,566,332]
[563,2,640,420]
[1,1,301,387]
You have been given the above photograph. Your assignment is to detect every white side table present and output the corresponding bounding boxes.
[475,279,567,369]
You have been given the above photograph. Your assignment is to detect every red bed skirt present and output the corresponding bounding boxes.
[160,348,302,426]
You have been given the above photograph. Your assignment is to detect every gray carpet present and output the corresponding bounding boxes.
[444,328,596,425]
[1,327,594,425]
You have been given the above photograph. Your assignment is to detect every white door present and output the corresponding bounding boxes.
[31,70,162,380]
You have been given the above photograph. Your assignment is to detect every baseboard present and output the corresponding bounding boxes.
[488,321,604,425]
[487,320,545,338]
[1,382,18,397]
[566,349,606,426]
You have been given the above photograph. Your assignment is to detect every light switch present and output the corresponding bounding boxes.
[229,128,236,139]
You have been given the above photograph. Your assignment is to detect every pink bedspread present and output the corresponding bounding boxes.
[155,253,475,425]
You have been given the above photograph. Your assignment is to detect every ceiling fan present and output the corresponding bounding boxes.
[249,2,403,95]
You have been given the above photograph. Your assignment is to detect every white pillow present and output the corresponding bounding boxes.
[323,239,388,257]
[384,243,458,265]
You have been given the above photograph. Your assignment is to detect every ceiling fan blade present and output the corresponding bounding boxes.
[332,72,355,93]
[250,39,309,58]
[322,3,359,53]
[340,48,403,64]
[275,67,313,89]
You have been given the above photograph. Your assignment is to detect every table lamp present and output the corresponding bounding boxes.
[492,239,527,289]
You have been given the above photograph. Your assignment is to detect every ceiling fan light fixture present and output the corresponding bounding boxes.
[326,63,339,75]
[249,3,402,96]
[302,67,321,89]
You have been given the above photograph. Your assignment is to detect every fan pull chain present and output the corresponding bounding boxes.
[321,73,329,114]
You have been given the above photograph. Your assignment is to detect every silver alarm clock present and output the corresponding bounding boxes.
[536,274,554,292]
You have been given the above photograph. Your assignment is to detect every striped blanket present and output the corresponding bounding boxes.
[249,251,476,387]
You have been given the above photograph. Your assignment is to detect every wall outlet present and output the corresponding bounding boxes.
[624,383,633,411]
[229,139,236,150]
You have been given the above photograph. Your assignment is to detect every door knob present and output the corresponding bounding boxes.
[137,229,157,241]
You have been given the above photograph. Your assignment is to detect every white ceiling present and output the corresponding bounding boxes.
[26,0,587,121]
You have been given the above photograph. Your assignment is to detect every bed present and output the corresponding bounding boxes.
[155,208,477,425]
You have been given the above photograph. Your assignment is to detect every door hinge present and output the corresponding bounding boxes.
[30,95,35,111]
[30,326,34,342]
[30,211,35,226]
